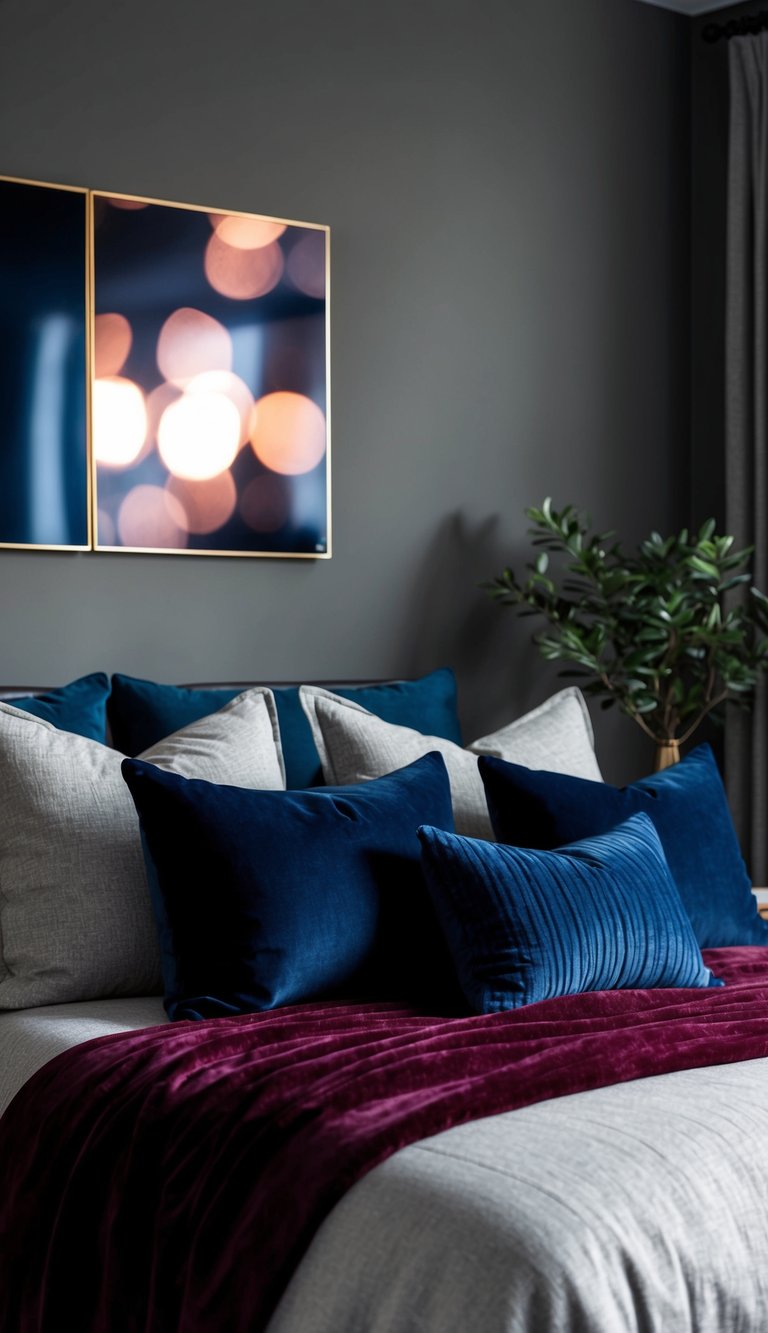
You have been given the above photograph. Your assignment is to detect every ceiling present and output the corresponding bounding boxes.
[633,0,738,13]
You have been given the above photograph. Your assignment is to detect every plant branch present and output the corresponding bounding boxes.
[677,690,730,745]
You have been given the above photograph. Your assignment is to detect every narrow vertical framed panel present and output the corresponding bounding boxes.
[0,176,90,550]
[90,191,330,558]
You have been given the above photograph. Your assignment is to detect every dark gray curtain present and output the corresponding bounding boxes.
[726,34,768,882]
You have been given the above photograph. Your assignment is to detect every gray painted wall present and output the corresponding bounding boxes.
[690,1,754,531]
[0,0,690,782]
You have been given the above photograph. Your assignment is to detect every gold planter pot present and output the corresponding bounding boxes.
[653,740,681,772]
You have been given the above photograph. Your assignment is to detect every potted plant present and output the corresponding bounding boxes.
[487,500,768,770]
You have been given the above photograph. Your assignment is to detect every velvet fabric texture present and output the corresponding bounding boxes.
[480,744,768,949]
[418,815,720,1013]
[110,668,462,788]
[12,672,110,741]
[122,752,458,1018]
[0,948,766,1333]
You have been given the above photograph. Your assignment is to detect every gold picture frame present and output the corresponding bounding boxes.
[90,190,331,559]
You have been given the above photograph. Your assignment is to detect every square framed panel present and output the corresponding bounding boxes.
[90,191,330,558]
[0,176,90,550]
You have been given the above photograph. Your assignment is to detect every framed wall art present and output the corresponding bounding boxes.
[90,192,330,558]
[0,175,90,550]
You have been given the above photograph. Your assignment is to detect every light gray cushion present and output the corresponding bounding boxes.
[0,689,285,1010]
[299,686,602,839]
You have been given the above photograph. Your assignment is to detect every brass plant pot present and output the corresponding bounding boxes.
[653,739,681,772]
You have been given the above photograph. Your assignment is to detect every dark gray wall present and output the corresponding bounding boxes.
[690,2,755,532]
[0,0,690,782]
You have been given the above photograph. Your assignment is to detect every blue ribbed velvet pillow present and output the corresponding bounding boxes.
[12,673,110,742]
[122,751,459,1020]
[479,744,767,949]
[111,669,462,788]
[417,814,721,1014]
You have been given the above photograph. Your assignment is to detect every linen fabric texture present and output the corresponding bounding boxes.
[0,690,285,1010]
[480,743,767,949]
[121,752,458,1020]
[10,672,111,742]
[267,1042,768,1333]
[1,950,764,1333]
[418,814,720,1014]
[300,685,602,839]
[109,668,462,789]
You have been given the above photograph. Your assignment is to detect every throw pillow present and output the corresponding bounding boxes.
[479,743,767,949]
[121,752,458,1020]
[9,672,111,742]
[0,689,285,1010]
[299,686,602,838]
[418,813,721,1014]
[109,668,463,788]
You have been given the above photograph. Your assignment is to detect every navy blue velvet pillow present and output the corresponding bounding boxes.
[479,744,767,949]
[418,814,721,1014]
[10,673,110,742]
[111,669,462,788]
[122,752,459,1020]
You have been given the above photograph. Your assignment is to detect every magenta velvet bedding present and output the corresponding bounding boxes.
[2,948,768,1332]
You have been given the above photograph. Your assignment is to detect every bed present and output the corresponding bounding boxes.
[1,674,768,1333]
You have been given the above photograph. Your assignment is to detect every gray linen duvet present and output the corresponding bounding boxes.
[2,1001,767,1333]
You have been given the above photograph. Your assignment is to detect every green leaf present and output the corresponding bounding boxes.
[687,556,720,578]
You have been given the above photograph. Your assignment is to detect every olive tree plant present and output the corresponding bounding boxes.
[487,500,768,769]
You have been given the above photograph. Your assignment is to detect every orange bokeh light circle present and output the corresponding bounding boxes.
[145,381,183,445]
[93,377,147,468]
[165,472,237,535]
[185,371,254,447]
[208,214,287,250]
[94,313,133,378]
[156,307,233,387]
[249,392,326,476]
[108,198,149,211]
[204,235,284,301]
[286,232,326,299]
[117,485,188,549]
[158,391,241,481]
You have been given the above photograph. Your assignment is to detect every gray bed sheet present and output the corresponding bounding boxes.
[3,1002,767,1332]
[0,997,167,1116]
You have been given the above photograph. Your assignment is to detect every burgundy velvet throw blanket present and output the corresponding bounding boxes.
[3,948,768,1333]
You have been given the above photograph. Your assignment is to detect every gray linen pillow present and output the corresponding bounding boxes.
[299,686,602,839]
[0,688,285,1010]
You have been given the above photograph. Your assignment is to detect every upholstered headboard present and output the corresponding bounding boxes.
[0,681,375,699]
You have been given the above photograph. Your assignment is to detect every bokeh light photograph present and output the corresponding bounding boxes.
[91,192,330,557]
